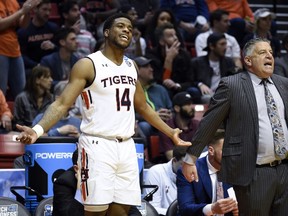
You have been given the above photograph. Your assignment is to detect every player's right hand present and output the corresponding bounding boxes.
[16,124,38,144]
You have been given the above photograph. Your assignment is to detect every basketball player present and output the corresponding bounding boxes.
[16,13,191,216]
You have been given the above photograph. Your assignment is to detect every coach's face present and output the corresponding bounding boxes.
[245,41,274,78]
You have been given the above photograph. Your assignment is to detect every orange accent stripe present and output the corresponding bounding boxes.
[82,91,90,109]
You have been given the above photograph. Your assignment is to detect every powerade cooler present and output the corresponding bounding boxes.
[23,137,144,213]
[24,137,77,212]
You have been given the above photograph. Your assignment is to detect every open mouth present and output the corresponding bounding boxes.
[120,35,129,41]
[264,62,273,68]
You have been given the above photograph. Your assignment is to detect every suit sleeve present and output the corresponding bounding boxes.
[177,168,206,216]
[187,77,231,157]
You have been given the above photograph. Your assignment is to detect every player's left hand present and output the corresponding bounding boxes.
[172,128,192,146]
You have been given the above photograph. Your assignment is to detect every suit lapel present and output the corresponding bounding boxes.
[241,72,258,128]
[198,157,213,199]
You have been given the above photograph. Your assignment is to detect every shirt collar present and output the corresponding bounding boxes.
[206,156,218,175]
[248,71,273,86]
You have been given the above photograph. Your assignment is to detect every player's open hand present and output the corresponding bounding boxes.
[172,128,192,146]
[16,124,38,144]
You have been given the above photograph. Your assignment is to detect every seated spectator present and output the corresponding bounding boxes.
[159,92,199,161]
[119,0,159,36]
[52,149,84,216]
[33,81,81,137]
[206,0,254,45]
[119,4,147,59]
[83,0,120,39]
[275,33,288,77]
[195,9,243,70]
[17,0,59,75]
[160,0,210,43]
[13,65,53,127]
[59,0,96,58]
[40,27,79,85]
[143,146,188,216]
[145,23,194,97]
[0,90,13,134]
[134,56,172,138]
[145,8,183,49]
[242,8,280,58]
[177,129,238,216]
[191,33,237,104]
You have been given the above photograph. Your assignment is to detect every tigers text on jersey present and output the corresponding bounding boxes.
[80,51,138,138]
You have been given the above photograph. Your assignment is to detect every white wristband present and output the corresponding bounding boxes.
[32,124,44,138]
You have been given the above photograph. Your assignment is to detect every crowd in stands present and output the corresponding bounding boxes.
[0,0,287,214]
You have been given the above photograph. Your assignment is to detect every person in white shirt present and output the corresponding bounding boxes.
[143,146,187,215]
[195,9,242,70]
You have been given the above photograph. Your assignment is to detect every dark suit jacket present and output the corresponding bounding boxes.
[187,72,288,186]
[177,157,232,216]
[40,52,78,82]
[190,55,236,88]
[52,167,84,216]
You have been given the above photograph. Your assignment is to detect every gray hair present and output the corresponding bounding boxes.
[242,37,270,57]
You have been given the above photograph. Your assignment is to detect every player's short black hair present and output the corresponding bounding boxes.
[103,13,133,34]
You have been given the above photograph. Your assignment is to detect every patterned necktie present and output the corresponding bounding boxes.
[216,179,224,216]
[262,79,287,159]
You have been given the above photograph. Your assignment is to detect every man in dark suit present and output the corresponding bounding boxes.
[182,37,288,215]
[177,129,238,216]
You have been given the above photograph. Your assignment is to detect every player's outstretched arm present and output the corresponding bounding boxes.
[16,58,94,144]
[134,80,191,147]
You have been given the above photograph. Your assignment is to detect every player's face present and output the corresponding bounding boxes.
[108,18,133,49]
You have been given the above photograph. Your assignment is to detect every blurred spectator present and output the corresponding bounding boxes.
[146,23,194,97]
[177,129,238,216]
[145,8,183,49]
[159,92,199,161]
[17,0,59,76]
[0,90,13,134]
[275,34,288,77]
[191,33,236,104]
[40,27,79,85]
[160,0,210,43]
[0,0,40,99]
[195,9,242,70]
[119,4,147,58]
[60,0,96,58]
[242,8,280,58]
[32,81,81,137]
[143,146,188,216]
[83,0,120,39]
[205,0,254,45]
[134,56,172,138]
[13,65,53,127]
[119,0,159,35]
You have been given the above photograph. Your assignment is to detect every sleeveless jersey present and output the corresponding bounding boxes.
[80,51,138,138]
